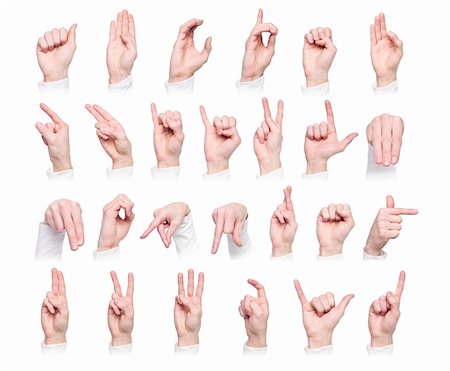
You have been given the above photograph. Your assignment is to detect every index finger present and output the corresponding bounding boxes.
[85,104,106,123]
[248,279,267,300]
[40,103,63,124]
[390,208,418,216]
[212,212,224,254]
[199,105,211,128]
[395,271,405,299]
[293,279,308,305]
[140,215,163,239]
[126,272,134,298]
[92,104,114,121]
[324,100,335,131]
[58,271,66,297]
[256,8,263,24]
[283,186,293,212]
[262,97,273,124]
[51,268,58,295]
[150,103,160,126]
[178,18,203,39]
[110,271,123,296]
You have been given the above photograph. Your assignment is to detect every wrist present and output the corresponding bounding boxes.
[376,74,396,87]
[370,335,393,348]
[240,71,263,83]
[97,237,117,251]
[157,158,180,168]
[111,334,132,346]
[112,156,133,169]
[44,334,66,345]
[364,242,383,256]
[258,157,281,175]
[247,334,267,348]
[109,72,131,84]
[207,160,229,174]
[272,245,292,257]
[305,72,328,87]
[168,71,193,83]
[319,243,343,256]
[306,159,327,174]
[178,333,199,346]
[44,69,68,82]
[51,157,72,172]
[307,333,332,349]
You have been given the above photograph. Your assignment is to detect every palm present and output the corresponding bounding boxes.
[302,305,339,334]
[243,40,272,74]
[171,39,204,77]
[108,297,134,337]
[270,219,295,248]
[305,131,339,161]
[303,44,333,75]
[107,38,136,74]
[245,297,268,337]
[37,47,74,76]
[369,309,398,339]
[41,297,68,338]
[371,40,402,77]
[254,131,281,161]
[99,123,130,161]
[317,221,348,247]
[205,132,236,162]
[174,297,202,336]
[155,130,183,160]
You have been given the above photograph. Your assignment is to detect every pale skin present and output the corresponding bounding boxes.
[254,98,283,175]
[151,103,185,168]
[368,271,405,347]
[365,195,418,256]
[303,27,337,87]
[317,203,355,256]
[238,279,269,348]
[304,100,358,174]
[367,114,404,166]
[43,199,84,251]
[107,9,137,84]
[175,269,204,346]
[370,13,403,87]
[108,271,134,346]
[200,106,241,174]
[270,186,298,257]
[168,19,212,82]
[240,9,278,82]
[85,104,133,169]
[41,268,69,345]
[35,103,72,172]
[140,202,190,248]
[98,194,135,251]
[211,203,248,254]
[294,280,354,348]
[36,24,77,82]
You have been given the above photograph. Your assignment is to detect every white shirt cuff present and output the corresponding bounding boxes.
[236,75,265,94]
[38,78,69,93]
[304,344,333,355]
[203,169,230,181]
[271,252,293,260]
[366,146,397,179]
[41,341,67,354]
[301,81,330,96]
[256,167,284,179]
[109,342,132,355]
[363,250,387,260]
[228,220,253,259]
[94,246,120,261]
[108,75,133,93]
[47,168,74,180]
[317,253,343,261]
[367,343,394,355]
[106,166,133,180]
[35,223,65,260]
[303,171,328,180]
[151,166,180,180]
[373,80,398,94]
[174,343,199,355]
[165,76,194,95]
[173,213,201,258]
[243,342,267,355]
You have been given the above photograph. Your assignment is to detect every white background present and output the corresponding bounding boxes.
[1,0,449,370]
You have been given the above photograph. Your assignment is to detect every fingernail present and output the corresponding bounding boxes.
[392,156,397,163]
[383,160,390,166]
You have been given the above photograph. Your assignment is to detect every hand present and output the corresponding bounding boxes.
[365,195,418,256]
[35,103,72,172]
[41,268,69,344]
[36,24,77,82]
[200,106,241,174]
[238,279,269,348]
[254,97,283,175]
[294,280,354,349]
[368,271,405,347]
[108,271,134,346]
[317,203,354,256]
[44,199,84,251]
[240,9,277,82]
[370,13,403,87]
[107,9,137,84]
[367,114,404,166]
[98,194,135,251]
[151,103,184,168]
[304,100,358,174]
[211,203,248,254]
[140,202,190,247]
[168,19,212,82]
[270,186,298,257]
[85,104,133,169]
[174,269,204,346]
[303,27,337,87]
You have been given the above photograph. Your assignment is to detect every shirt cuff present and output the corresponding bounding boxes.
[106,166,133,180]
[366,146,397,179]
[165,76,194,95]
[228,220,253,259]
[236,75,265,94]
[203,169,230,181]
[35,223,65,260]
[108,75,133,93]
[93,246,120,261]
[271,252,293,260]
[151,166,180,180]
[301,81,330,96]
[173,213,201,258]
[243,342,267,355]
[366,343,394,355]
[38,78,69,93]
[174,343,199,355]
[304,344,333,355]
[363,250,387,260]
[109,342,132,355]
[303,171,328,180]
[41,341,67,354]
[373,80,398,94]
[256,167,284,179]
[317,253,343,260]
[47,168,74,180]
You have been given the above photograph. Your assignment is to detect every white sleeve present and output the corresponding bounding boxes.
[236,75,265,94]
[317,253,343,261]
[35,223,65,261]
[203,169,230,181]
[165,76,194,95]
[271,252,293,260]
[47,168,74,180]
[301,81,330,96]
[373,80,398,94]
[41,342,67,354]
[256,167,284,179]
[363,250,387,261]
[303,171,328,180]
[304,345,333,355]
[108,75,133,93]
[366,147,397,179]
[151,166,180,180]
[93,247,120,261]
[109,342,132,355]
[173,213,201,258]
[228,220,253,260]
[106,166,133,180]
[243,343,267,355]
[367,344,394,355]
[38,78,69,93]
[174,343,199,355]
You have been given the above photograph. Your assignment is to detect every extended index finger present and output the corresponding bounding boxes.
[262,97,273,124]
[199,105,211,128]
[248,279,267,300]
[92,104,114,121]
[140,215,163,239]
[283,186,293,212]
[40,103,63,124]
[293,279,308,305]
[110,271,123,296]
[150,103,160,126]
[85,104,106,123]
[324,100,335,131]
[395,271,405,299]
[390,208,418,216]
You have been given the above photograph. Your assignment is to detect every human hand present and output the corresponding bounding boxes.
[211,203,248,254]
[294,280,354,348]
[108,271,134,346]
[254,97,283,175]
[41,268,69,344]
[317,203,354,256]
[36,24,77,82]
[168,19,212,82]
[304,100,358,174]
[85,104,133,169]
[270,186,298,257]
[140,202,190,247]
[365,195,418,256]
[367,114,404,166]
[368,271,405,347]
[35,103,72,172]
[200,106,241,174]
[107,9,137,84]
[151,103,184,168]
[174,269,204,346]
[238,279,269,348]
[370,13,403,87]
[240,9,277,82]
[303,27,337,87]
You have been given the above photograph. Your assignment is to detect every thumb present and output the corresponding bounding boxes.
[386,291,400,313]
[335,294,354,316]
[387,31,403,49]
[201,37,212,61]
[386,195,395,208]
[67,24,77,45]
[178,295,196,311]
[35,122,52,142]
[338,132,358,152]
[315,37,334,50]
